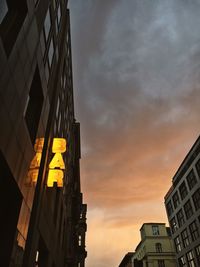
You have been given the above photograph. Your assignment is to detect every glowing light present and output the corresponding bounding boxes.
[47,169,64,187]
[52,138,67,153]
[49,152,65,169]
[27,137,67,187]
[34,138,44,153]
[30,153,42,169]
[47,138,67,187]
[27,169,39,184]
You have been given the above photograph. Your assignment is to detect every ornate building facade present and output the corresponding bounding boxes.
[132,223,177,267]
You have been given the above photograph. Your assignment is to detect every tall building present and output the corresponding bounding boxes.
[165,136,200,267]
[132,223,177,267]
[0,1,87,267]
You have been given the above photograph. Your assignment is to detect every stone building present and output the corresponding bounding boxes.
[132,223,177,267]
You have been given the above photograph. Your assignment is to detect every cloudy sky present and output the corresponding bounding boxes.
[68,1,200,266]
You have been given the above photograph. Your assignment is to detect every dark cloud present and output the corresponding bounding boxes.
[69,0,200,266]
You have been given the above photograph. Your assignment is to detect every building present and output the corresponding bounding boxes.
[0,0,87,267]
[165,136,200,267]
[119,252,135,267]
[132,223,177,267]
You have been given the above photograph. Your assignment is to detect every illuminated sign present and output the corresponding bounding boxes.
[27,138,67,187]
[47,138,66,187]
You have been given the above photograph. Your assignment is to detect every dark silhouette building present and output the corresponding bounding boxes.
[119,252,134,267]
[165,136,200,266]
[0,0,87,267]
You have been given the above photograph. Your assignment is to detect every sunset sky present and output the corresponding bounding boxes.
[68,1,200,266]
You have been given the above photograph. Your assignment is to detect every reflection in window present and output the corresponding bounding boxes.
[48,39,54,67]
[184,200,193,219]
[174,236,182,252]
[45,62,49,82]
[166,200,173,217]
[56,97,60,118]
[44,8,51,40]
[186,251,195,267]
[170,217,178,233]
[181,228,190,248]
[177,209,185,227]
[40,31,46,56]
[172,192,180,209]
[179,181,188,200]
[57,4,61,27]
[189,221,199,241]
[0,0,8,23]
[195,245,200,264]
[178,256,187,267]
[186,170,197,190]
[25,66,44,144]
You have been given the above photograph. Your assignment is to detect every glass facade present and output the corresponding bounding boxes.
[165,137,200,267]
[0,1,87,267]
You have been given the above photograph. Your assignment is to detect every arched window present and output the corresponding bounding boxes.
[155,243,162,253]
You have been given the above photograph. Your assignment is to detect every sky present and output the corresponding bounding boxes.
[68,1,200,266]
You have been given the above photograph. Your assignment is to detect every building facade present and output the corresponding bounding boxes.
[0,0,87,267]
[165,136,200,267]
[132,223,177,267]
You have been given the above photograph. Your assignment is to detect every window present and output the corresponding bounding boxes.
[0,0,8,23]
[166,201,173,216]
[181,228,190,248]
[56,97,60,118]
[192,188,200,211]
[172,192,180,209]
[195,245,200,264]
[177,209,185,227]
[152,225,159,235]
[158,260,165,267]
[44,8,51,40]
[155,243,162,253]
[189,221,199,241]
[186,251,196,267]
[179,181,188,200]
[48,38,54,67]
[44,36,54,82]
[184,200,193,219]
[25,66,44,144]
[0,0,28,55]
[186,170,197,190]
[170,217,178,233]
[56,3,61,28]
[178,256,187,267]
[174,236,182,252]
